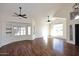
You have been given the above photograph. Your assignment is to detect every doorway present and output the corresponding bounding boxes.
[51,18,66,39]
[52,24,63,37]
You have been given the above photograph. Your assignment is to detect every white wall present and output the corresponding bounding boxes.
[32,20,48,40]
[33,20,49,39]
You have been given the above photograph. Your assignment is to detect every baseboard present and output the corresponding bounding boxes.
[66,40,75,45]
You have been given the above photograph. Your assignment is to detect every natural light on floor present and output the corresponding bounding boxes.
[53,38,64,53]
[42,25,48,44]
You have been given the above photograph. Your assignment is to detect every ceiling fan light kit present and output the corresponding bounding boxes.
[47,16,51,23]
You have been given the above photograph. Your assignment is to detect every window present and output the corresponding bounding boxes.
[28,26,31,35]
[14,26,26,36]
[70,25,73,41]
[21,27,26,35]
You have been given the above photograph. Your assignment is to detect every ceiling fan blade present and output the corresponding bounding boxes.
[12,15,18,17]
[22,14,26,16]
[14,13,19,16]
[22,16,27,19]
[13,13,19,17]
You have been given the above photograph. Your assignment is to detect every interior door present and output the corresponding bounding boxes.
[75,24,79,46]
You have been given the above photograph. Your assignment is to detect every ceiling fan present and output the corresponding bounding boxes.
[47,16,51,23]
[13,7,27,19]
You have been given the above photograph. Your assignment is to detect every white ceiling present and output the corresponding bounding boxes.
[0,3,73,21]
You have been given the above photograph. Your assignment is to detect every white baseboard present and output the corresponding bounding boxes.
[66,40,75,45]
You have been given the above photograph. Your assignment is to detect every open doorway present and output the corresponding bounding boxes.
[52,24,63,37]
[51,18,67,39]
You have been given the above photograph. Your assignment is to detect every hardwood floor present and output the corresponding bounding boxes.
[0,38,79,56]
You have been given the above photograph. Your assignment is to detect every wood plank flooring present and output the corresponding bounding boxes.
[0,38,79,56]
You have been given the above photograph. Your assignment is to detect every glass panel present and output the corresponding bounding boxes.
[70,25,73,41]
[14,27,26,36]
[14,27,21,36]
[21,27,26,35]
[28,26,31,35]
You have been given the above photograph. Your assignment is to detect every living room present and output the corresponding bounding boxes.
[0,3,79,56]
